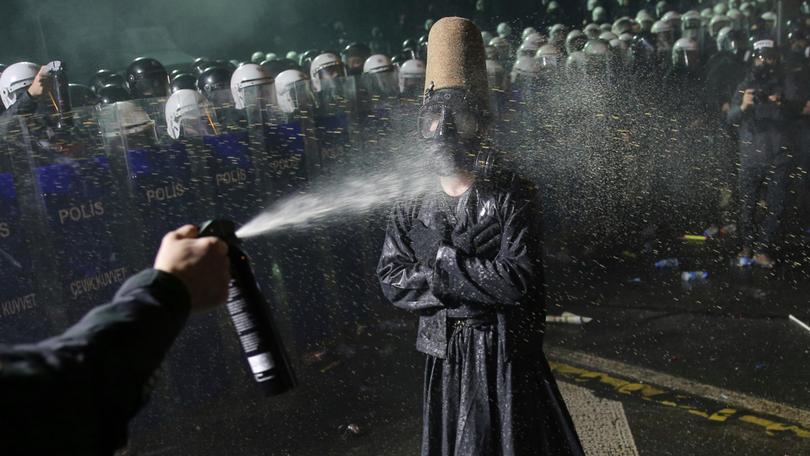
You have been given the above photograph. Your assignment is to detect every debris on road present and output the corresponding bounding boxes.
[547,311,593,325]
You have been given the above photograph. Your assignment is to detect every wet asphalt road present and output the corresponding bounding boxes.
[123,230,810,456]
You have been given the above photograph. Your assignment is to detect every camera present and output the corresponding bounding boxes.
[753,90,768,104]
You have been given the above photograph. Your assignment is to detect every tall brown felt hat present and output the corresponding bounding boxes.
[424,17,490,111]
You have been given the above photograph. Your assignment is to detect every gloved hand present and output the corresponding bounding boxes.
[408,221,446,268]
[451,217,501,257]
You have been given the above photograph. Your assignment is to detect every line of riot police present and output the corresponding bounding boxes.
[0,49,432,438]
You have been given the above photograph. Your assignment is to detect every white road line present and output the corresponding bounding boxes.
[546,346,810,428]
[789,314,810,333]
[558,381,640,456]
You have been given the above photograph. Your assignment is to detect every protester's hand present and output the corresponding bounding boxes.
[452,217,501,257]
[803,100,810,116]
[26,66,51,98]
[768,94,781,105]
[740,89,755,111]
[154,225,230,312]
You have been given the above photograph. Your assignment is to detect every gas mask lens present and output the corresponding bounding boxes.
[418,104,480,140]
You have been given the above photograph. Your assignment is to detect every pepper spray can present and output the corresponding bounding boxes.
[198,219,297,396]
[43,60,72,129]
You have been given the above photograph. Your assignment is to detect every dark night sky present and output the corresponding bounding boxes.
[1,0,798,82]
[0,0,498,81]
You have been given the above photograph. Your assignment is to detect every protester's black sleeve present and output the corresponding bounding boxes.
[377,200,444,311]
[431,180,542,307]
[0,268,191,455]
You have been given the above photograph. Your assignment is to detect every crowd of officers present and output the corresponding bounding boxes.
[0,0,809,267]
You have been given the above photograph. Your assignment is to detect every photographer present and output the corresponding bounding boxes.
[727,39,803,267]
[0,225,230,455]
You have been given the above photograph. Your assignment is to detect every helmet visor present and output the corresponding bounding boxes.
[132,71,169,98]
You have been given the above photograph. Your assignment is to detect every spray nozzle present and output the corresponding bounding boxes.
[198,219,240,244]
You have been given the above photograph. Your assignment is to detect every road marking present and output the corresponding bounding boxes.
[789,314,810,333]
[546,347,810,438]
[558,381,639,456]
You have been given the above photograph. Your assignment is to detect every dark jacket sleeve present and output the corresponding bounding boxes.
[753,93,784,122]
[3,90,38,117]
[377,200,444,311]
[432,181,541,307]
[727,82,747,126]
[780,74,806,120]
[0,268,191,454]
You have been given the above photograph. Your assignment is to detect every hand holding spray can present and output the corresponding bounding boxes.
[198,219,297,396]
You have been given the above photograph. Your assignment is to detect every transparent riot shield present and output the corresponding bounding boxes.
[357,71,400,162]
[200,94,262,223]
[99,99,206,267]
[241,80,338,352]
[506,75,543,142]
[487,61,509,118]
[249,80,319,199]
[392,75,423,142]
[399,71,426,102]
[315,76,388,347]
[102,97,248,419]
[136,95,172,139]
[204,87,237,111]
[18,108,131,324]
[0,123,53,343]
[358,70,400,103]
[314,75,359,176]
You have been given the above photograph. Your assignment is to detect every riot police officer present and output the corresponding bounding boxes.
[126,57,169,99]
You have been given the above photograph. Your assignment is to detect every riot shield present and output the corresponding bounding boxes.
[356,71,400,162]
[399,71,426,101]
[504,75,543,151]
[18,108,131,324]
[248,80,319,199]
[136,95,172,139]
[242,80,346,353]
[100,99,206,267]
[0,122,52,343]
[315,76,388,348]
[199,95,263,223]
[314,75,358,176]
[111,97,247,413]
[358,70,400,102]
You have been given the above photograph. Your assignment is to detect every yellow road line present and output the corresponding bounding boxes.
[546,347,810,439]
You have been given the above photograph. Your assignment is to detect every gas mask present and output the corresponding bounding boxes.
[751,52,779,82]
[752,61,777,81]
[417,87,491,176]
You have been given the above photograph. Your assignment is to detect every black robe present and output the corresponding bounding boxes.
[377,172,584,456]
